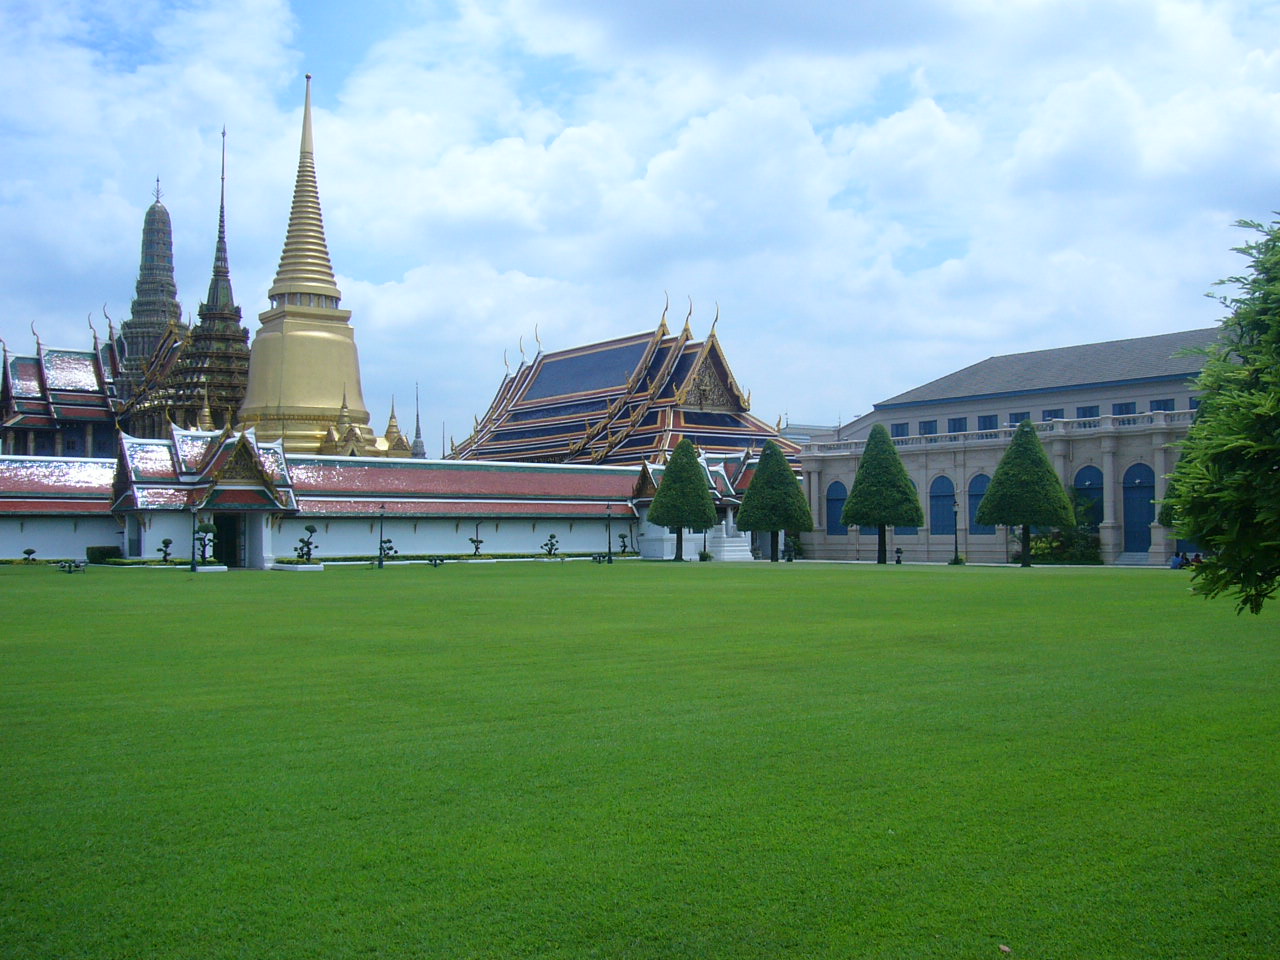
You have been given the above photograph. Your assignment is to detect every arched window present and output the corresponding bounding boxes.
[1073,465,1104,530]
[968,474,994,535]
[929,476,956,535]
[826,481,849,536]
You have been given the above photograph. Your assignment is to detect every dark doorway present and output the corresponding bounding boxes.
[213,514,243,567]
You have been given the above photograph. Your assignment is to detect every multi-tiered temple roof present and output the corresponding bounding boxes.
[454,314,798,467]
[1,336,122,458]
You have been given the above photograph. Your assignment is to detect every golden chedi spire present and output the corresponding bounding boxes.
[238,74,374,453]
[268,76,342,306]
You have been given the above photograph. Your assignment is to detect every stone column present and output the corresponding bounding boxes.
[1151,432,1174,563]
[1099,437,1120,562]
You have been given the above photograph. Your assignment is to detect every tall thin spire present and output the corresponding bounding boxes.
[202,128,238,317]
[268,73,341,306]
[411,382,426,458]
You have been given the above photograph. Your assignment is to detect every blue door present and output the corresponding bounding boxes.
[1074,465,1104,530]
[825,482,848,536]
[1122,464,1155,552]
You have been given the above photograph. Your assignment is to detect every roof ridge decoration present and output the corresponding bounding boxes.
[207,433,281,505]
[676,325,750,411]
[268,75,342,305]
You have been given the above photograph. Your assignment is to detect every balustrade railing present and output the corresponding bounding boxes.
[802,410,1194,456]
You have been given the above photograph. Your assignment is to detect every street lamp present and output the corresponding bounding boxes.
[377,502,386,569]
[952,496,960,564]
[606,502,613,564]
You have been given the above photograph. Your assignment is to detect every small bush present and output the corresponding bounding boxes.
[86,545,123,563]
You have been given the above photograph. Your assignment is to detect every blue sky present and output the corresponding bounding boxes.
[2,0,1279,448]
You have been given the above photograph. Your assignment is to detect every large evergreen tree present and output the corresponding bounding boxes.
[1167,219,1280,613]
[647,438,717,561]
[738,440,813,562]
[976,420,1073,567]
[840,423,923,564]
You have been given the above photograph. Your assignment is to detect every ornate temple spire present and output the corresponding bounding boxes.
[197,386,215,431]
[126,131,249,437]
[268,74,342,307]
[118,179,185,399]
[335,386,352,434]
[201,128,239,320]
[411,383,426,458]
[385,398,402,444]
[240,74,372,453]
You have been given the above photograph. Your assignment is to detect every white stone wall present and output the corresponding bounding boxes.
[0,516,122,560]
[268,515,630,562]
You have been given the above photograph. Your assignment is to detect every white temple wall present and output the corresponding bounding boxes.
[0,516,121,560]
[272,515,631,561]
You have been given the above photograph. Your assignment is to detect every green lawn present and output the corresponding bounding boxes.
[1,561,1276,959]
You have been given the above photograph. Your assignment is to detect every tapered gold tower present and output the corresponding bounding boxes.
[238,74,373,452]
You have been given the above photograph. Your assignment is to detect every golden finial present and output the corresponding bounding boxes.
[711,302,719,333]
[30,321,40,348]
[534,324,542,353]
[518,336,526,364]
[503,349,510,376]
[682,296,693,337]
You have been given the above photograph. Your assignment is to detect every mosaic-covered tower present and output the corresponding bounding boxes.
[169,129,250,430]
[238,74,372,452]
[117,181,185,400]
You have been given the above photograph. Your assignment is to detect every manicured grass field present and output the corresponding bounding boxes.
[1,560,1276,959]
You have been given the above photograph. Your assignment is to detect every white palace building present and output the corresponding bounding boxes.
[799,328,1217,566]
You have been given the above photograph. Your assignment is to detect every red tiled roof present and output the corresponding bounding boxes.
[122,439,178,481]
[297,498,635,518]
[0,458,115,496]
[0,498,113,515]
[132,488,196,509]
[289,458,640,500]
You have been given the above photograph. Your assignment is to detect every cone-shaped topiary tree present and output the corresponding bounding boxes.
[840,423,923,564]
[647,438,717,561]
[1166,218,1280,613]
[976,420,1073,566]
[738,440,813,561]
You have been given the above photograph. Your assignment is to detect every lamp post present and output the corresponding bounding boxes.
[952,496,960,564]
[377,502,386,569]
[606,503,613,563]
[190,505,198,573]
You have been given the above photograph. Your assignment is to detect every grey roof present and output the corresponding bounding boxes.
[876,328,1221,408]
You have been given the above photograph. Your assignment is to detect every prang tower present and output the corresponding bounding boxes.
[117,181,185,401]
[238,74,372,451]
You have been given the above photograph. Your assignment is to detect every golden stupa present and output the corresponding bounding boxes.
[238,74,374,452]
